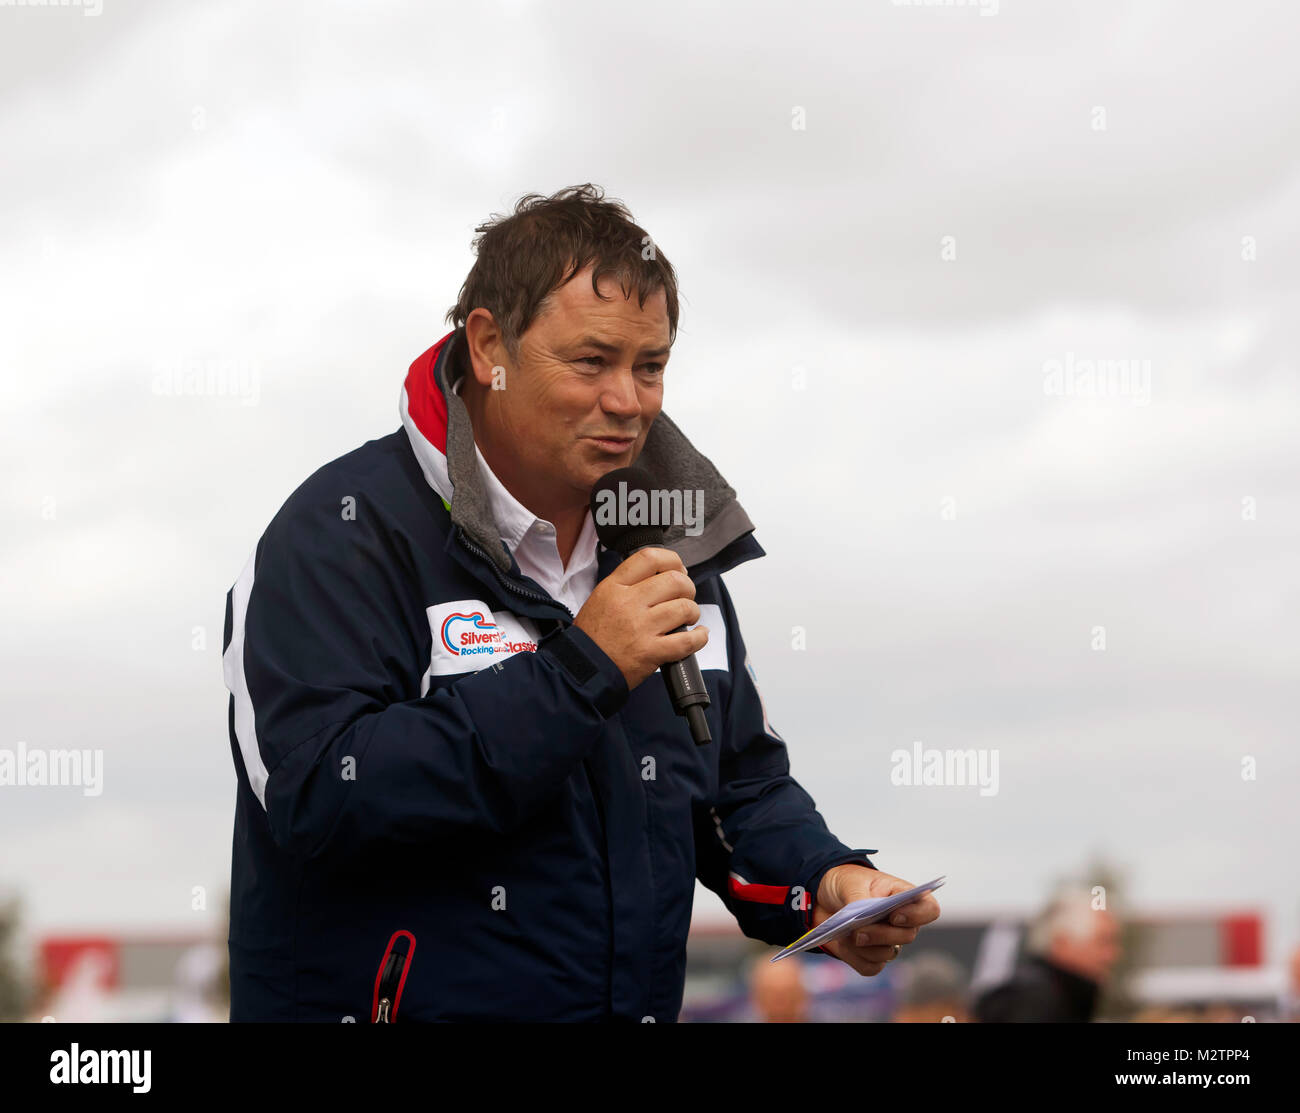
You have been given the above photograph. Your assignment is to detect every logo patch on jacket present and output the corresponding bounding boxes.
[422,600,542,692]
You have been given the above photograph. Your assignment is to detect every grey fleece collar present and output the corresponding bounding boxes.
[435,327,757,574]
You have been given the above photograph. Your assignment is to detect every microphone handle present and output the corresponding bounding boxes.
[661,643,712,746]
[623,543,712,746]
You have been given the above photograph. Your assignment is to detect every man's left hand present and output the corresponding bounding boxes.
[810,865,941,976]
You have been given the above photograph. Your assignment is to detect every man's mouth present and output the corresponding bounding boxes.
[585,435,637,453]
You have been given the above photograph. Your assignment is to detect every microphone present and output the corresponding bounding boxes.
[590,466,712,745]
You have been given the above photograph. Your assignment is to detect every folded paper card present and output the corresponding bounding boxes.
[771,876,947,961]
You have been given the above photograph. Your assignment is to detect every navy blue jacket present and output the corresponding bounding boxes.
[222,328,876,1021]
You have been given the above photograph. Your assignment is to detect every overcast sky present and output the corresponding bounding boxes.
[2,0,1297,968]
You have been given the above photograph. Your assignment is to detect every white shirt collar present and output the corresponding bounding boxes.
[450,376,599,580]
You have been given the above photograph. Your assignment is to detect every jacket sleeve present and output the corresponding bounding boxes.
[223,494,629,862]
[693,577,878,946]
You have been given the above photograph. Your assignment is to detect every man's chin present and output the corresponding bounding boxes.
[576,465,620,497]
[576,443,638,481]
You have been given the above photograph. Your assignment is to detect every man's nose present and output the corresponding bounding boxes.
[600,368,643,419]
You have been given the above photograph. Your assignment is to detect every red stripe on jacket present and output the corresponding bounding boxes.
[403,330,455,453]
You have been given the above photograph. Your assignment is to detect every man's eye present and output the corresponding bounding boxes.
[574,356,663,375]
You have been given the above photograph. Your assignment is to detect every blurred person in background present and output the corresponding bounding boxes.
[891,952,970,1023]
[747,952,809,1023]
[973,887,1120,1023]
[1286,943,1300,1022]
[168,942,227,1023]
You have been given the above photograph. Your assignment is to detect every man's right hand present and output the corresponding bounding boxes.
[572,547,708,691]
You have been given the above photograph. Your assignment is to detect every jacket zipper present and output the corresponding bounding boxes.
[458,526,604,825]
[372,930,416,1023]
[456,525,616,1017]
[455,527,575,620]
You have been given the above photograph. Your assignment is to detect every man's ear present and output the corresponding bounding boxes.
[464,308,511,387]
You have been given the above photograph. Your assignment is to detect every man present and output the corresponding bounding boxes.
[890,952,970,1023]
[747,953,809,1023]
[222,184,939,1021]
[973,887,1120,1023]
[1287,942,1300,1022]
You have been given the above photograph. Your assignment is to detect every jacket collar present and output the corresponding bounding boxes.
[399,328,763,579]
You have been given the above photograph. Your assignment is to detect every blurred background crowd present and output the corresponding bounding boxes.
[3,865,1298,1023]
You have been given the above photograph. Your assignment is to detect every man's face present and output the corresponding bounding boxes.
[468,264,670,508]
[751,959,808,1023]
[1054,909,1122,983]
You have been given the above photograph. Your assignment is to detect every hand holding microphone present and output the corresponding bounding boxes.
[573,467,713,745]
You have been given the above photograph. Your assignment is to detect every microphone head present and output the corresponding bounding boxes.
[590,466,667,554]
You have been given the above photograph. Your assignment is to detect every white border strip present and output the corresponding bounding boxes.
[223,550,270,809]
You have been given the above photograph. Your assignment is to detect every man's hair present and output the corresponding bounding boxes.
[897,952,968,1008]
[445,183,679,360]
[1025,886,1102,954]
